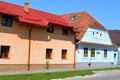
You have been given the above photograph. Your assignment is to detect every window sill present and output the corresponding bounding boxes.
[46,58,53,60]
[0,58,10,59]
[62,59,67,60]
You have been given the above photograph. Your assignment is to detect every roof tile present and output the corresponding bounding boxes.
[108,30,120,46]
[61,11,106,40]
[0,1,73,29]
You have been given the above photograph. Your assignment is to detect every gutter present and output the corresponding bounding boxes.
[28,28,33,71]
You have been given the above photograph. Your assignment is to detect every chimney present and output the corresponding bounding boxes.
[24,2,29,13]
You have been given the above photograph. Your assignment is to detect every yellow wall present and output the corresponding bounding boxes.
[0,14,75,65]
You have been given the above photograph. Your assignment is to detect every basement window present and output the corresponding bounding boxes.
[0,46,10,59]
[46,48,53,59]
[2,15,12,27]
[61,49,67,59]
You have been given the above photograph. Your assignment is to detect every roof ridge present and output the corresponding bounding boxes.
[61,11,90,16]
[0,1,59,17]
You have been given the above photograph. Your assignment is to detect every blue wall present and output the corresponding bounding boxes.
[76,44,115,63]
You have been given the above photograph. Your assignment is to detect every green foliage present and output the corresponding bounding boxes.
[45,60,50,70]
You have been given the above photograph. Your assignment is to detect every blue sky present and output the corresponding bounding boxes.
[1,0,120,30]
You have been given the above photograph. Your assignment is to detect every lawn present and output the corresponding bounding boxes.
[0,70,93,80]
[0,67,120,80]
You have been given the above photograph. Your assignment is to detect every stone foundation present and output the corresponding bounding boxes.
[0,64,74,72]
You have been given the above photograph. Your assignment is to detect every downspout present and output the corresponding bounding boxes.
[74,36,76,68]
[28,28,33,71]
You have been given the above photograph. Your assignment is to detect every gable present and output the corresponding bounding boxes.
[81,27,112,45]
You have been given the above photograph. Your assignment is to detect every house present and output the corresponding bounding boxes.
[108,30,120,65]
[0,1,77,71]
[61,12,116,68]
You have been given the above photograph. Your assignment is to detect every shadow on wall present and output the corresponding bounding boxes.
[0,22,75,44]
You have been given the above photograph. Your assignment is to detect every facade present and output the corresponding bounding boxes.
[0,1,76,71]
[62,12,116,68]
[108,30,120,65]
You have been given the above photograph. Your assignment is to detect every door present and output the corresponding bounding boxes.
[114,53,118,65]
[117,52,120,64]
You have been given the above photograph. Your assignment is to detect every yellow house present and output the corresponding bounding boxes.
[0,1,77,71]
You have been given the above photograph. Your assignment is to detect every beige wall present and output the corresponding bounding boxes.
[0,14,75,65]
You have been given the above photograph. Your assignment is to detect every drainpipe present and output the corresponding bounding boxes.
[28,28,33,71]
[74,36,76,68]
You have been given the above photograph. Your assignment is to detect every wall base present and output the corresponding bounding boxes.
[76,62,116,69]
[0,64,74,72]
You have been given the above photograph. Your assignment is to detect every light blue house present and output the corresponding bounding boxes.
[62,12,117,68]
[76,27,116,68]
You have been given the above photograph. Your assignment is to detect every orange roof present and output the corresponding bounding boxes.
[61,11,106,40]
[0,1,74,29]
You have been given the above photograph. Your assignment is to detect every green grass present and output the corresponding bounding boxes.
[0,67,120,80]
[0,70,93,80]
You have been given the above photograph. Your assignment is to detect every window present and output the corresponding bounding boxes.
[62,27,68,35]
[84,48,88,57]
[96,32,99,34]
[47,25,54,33]
[0,46,10,59]
[46,48,53,59]
[93,32,95,36]
[100,33,102,37]
[104,49,107,57]
[75,27,79,30]
[62,49,67,59]
[91,48,95,57]
[70,15,76,21]
[2,15,12,27]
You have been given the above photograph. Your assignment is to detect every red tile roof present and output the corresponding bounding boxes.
[61,11,106,40]
[108,30,120,46]
[0,1,75,31]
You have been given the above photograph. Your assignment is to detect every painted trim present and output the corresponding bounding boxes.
[79,41,114,47]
